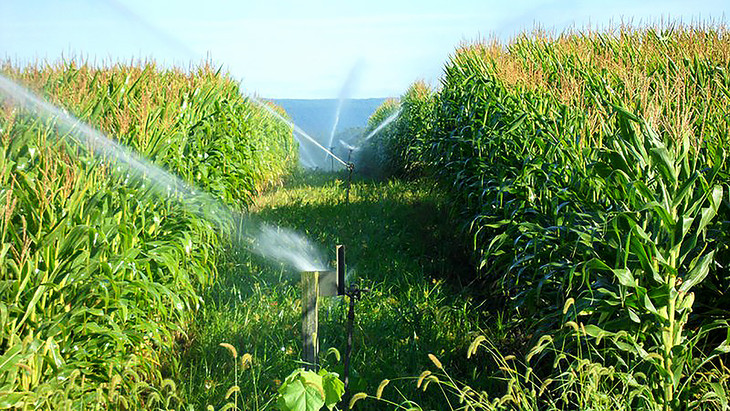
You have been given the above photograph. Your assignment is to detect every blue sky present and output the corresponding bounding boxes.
[1,0,727,98]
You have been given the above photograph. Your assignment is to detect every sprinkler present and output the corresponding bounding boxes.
[343,280,369,393]
[345,162,354,204]
[299,245,368,401]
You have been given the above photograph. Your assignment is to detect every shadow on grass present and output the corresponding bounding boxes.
[270,169,358,190]
[255,179,473,288]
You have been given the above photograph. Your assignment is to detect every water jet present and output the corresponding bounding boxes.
[363,108,401,142]
[0,73,329,273]
[325,62,362,163]
[250,96,348,168]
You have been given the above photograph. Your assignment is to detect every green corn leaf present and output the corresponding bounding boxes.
[709,184,723,211]
[0,243,11,262]
[613,268,637,288]
[584,258,612,273]
[648,284,671,307]
[697,206,717,234]
[680,251,714,293]
[711,340,730,356]
[0,392,25,408]
[632,181,656,204]
[628,308,641,323]
[505,113,527,134]
[643,294,662,316]
[671,172,699,209]
[45,336,65,368]
[678,216,695,242]
[678,291,695,312]
[0,344,23,375]
[648,201,675,229]
[611,103,640,122]
[628,235,658,281]
[15,284,49,332]
[649,146,678,186]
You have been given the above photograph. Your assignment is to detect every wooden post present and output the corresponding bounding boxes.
[301,271,319,370]
[336,245,345,296]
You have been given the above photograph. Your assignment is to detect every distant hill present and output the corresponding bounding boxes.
[272,98,389,169]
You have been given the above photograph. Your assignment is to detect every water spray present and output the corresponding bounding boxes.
[325,62,362,163]
[0,74,222,213]
[341,140,356,204]
[327,105,343,164]
[0,73,329,273]
[363,108,402,142]
[250,96,349,168]
[339,139,356,153]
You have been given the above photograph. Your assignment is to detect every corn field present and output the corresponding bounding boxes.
[370,24,730,409]
[0,61,297,409]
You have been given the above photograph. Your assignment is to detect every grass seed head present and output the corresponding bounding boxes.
[428,353,443,369]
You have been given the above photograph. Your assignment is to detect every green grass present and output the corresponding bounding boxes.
[171,171,499,410]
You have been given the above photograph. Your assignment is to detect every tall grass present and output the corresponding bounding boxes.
[368,23,730,409]
[0,60,296,408]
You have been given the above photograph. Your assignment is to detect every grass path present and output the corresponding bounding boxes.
[170,172,494,410]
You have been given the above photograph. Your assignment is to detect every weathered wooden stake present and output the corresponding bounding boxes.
[301,271,319,370]
[336,245,346,296]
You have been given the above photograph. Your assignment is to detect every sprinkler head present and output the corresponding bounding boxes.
[346,162,355,172]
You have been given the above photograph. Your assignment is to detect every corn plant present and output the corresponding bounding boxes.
[572,108,729,409]
[360,82,434,178]
[0,60,297,408]
[368,22,730,409]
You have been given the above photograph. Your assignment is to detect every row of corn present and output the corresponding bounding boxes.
[0,61,297,409]
[368,24,730,409]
